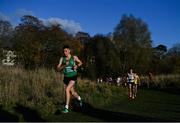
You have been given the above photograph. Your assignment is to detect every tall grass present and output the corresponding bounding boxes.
[77,79,125,107]
[0,66,64,116]
[140,74,180,88]
[0,66,179,117]
[0,66,125,117]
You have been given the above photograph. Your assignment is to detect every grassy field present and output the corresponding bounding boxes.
[0,66,180,122]
[45,87,180,122]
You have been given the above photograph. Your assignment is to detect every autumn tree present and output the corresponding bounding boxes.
[113,14,153,73]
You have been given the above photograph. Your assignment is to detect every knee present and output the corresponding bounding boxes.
[71,92,75,96]
[66,88,70,93]
[72,91,77,96]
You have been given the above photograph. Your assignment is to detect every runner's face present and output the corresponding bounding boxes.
[130,69,133,74]
[63,48,70,57]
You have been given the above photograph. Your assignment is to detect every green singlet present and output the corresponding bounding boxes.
[62,56,77,77]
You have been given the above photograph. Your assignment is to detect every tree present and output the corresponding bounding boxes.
[0,20,13,37]
[0,20,14,63]
[84,35,120,79]
[154,44,167,59]
[20,15,44,28]
[165,43,180,73]
[13,15,44,68]
[40,22,83,68]
[151,44,168,73]
[12,15,82,69]
[113,14,153,73]
[0,20,13,48]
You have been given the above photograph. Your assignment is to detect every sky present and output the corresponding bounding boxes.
[0,0,180,49]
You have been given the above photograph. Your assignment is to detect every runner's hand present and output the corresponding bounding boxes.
[73,65,78,71]
[57,64,66,71]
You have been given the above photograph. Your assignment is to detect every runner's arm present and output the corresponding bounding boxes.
[73,56,82,69]
[57,57,66,71]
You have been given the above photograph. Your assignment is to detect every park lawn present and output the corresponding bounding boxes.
[44,87,180,122]
[1,67,180,122]
[104,88,180,121]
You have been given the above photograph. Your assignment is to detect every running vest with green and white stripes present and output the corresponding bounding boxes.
[62,56,77,77]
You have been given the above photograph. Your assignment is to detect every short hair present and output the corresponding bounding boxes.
[63,45,70,50]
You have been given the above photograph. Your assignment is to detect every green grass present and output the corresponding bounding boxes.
[46,111,103,122]
[0,66,180,121]
[105,88,180,121]
[43,87,180,122]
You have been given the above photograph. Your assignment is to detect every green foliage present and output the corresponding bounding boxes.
[13,15,44,68]
[151,43,180,74]
[11,15,82,69]
[40,25,70,68]
[113,14,153,73]
[84,35,120,78]
[166,44,180,73]
[0,14,180,76]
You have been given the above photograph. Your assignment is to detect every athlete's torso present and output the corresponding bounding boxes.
[127,73,134,83]
[62,56,77,77]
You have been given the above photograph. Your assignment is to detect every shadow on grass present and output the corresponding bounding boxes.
[14,104,46,122]
[0,107,19,122]
[142,86,180,95]
[71,100,165,122]
[157,87,180,95]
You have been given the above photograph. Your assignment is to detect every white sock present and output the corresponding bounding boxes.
[65,105,69,109]
[78,96,81,101]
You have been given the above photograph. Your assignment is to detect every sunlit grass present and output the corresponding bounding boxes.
[0,66,180,121]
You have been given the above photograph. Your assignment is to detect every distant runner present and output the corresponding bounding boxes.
[133,73,140,98]
[127,69,135,99]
